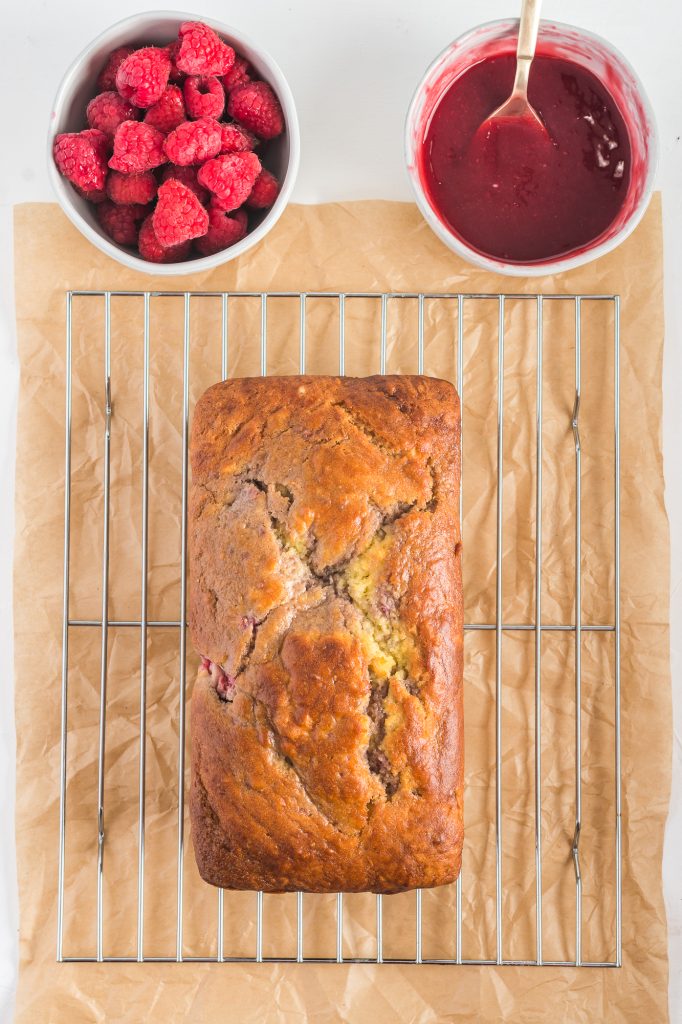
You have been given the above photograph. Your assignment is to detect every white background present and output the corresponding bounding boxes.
[0,1,679,1020]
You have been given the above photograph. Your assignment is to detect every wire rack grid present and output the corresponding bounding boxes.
[57,289,621,968]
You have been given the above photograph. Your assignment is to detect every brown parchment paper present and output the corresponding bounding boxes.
[13,198,670,1023]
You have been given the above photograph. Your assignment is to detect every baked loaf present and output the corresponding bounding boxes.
[189,375,463,894]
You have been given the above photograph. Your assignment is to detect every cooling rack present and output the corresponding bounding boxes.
[57,289,621,968]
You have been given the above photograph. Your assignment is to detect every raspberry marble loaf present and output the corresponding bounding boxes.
[189,375,463,893]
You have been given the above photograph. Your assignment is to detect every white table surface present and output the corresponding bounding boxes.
[0,1,680,1020]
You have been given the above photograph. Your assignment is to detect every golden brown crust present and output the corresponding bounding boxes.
[189,375,462,893]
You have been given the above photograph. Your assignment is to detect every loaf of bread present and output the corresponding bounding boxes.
[189,374,463,894]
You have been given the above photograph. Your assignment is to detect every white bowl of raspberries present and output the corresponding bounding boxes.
[48,12,299,273]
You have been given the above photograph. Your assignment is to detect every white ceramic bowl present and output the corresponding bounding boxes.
[48,11,300,276]
[405,20,658,277]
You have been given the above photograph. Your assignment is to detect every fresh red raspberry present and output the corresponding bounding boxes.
[53,129,109,192]
[106,170,157,205]
[97,46,134,92]
[195,204,247,256]
[160,164,209,203]
[163,117,222,165]
[184,76,225,120]
[219,121,257,153]
[246,168,280,209]
[153,179,209,247]
[116,47,171,108]
[198,151,261,210]
[109,121,167,173]
[86,91,137,138]
[144,86,186,134]
[75,185,107,204]
[222,56,252,93]
[138,214,192,263]
[227,80,284,140]
[82,128,112,150]
[96,200,148,246]
[165,42,183,83]
[176,21,235,76]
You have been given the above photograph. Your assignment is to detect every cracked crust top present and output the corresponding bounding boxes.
[189,375,463,894]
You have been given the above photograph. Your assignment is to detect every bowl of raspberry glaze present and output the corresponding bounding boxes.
[48,11,300,275]
[405,20,658,276]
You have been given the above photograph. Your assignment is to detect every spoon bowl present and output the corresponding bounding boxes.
[485,89,545,128]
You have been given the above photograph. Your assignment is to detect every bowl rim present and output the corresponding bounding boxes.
[47,10,300,277]
[404,17,659,278]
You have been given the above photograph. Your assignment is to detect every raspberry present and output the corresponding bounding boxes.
[176,21,235,76]
[184,76,225,120]
[163,117,222,165]
[144,85,186,134]
[86,91,137,138]
[138,214,192,263]
[197,151,261,210]
[153,179,209,247]
[227,81,284,140]
[219,121,257,153]
[109,121,167,173]
[165,42,183,83]
[97,46,134,92]
[75,185,107,204]
[246,168,280,209]
[222,56,252,93]
[96,200,147,246]
[53,129,109,192]
[160,164,209,204]
[195,204,247,256]
[116,47,171,108]
[106,170,157,205]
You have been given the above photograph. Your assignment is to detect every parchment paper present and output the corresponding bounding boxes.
[13,198,670,1022]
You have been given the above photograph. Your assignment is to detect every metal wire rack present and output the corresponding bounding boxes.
[57,289,621,968]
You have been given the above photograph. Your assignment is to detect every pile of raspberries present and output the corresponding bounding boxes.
[53,21,284,263]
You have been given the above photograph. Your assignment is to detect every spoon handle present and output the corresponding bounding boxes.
[512,0,542,95]
[517,0,542,61]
